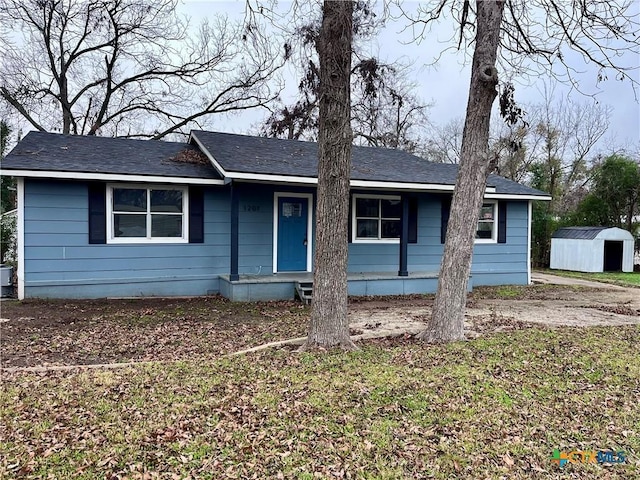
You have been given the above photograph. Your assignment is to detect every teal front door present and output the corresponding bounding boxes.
[277,196,308,271]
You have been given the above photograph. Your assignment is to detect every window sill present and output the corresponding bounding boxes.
[106,238,189,245]
[352,238,400,244]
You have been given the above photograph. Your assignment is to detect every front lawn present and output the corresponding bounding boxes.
[544,269,640,287]
[2,326,638,479]
[0,296,310,367]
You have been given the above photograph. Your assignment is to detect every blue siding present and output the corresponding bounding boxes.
[23,179,229,298]
[347,196,529,286]
[236,184,274,274]
[470,201,529,285]
[234,184,317,274]
[22,179,530,299]
[26,278,219,299]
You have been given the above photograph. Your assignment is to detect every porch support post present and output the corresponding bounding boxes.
[398,194,409,277]
[230,181,239,281]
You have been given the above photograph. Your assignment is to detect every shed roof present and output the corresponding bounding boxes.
[552,226,620,240]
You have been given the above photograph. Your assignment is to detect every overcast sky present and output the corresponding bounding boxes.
[181,0,639,152]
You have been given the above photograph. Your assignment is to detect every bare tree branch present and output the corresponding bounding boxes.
[0,87,46,132]
[0,0,285,138]
[393,0,640,96]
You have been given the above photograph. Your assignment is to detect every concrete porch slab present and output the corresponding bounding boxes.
[218,271,472,302]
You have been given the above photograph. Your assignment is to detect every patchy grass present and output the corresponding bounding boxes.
[493,285,522,298]
[484,285,530,299]
[2,326,638,479]
[471,283,600,301]
[543,269,640,287]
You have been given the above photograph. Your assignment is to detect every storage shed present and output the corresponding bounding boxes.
[550,226,635,273]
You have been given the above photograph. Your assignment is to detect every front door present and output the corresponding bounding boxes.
[277,196,309,271]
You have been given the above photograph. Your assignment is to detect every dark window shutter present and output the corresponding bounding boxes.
[189,186,205,243]
[88,183,106,244]
[348,195,353,243]
[441,197,451,244]
[408,197,418,244]
[498,201,507,244]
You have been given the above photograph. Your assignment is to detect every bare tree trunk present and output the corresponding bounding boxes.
[303,0,356,350]
[418,0,505,343]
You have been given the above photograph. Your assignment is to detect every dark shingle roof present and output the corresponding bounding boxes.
[192,131,548,197]
[192,130,461,184]
[486,174,548,196]
[552,227,609,240]
[1,131,223,180]
[2,130,549,198]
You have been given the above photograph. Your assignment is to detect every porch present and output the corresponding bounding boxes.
[218,271,473,302]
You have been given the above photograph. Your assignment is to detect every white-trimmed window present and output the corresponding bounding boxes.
[476,202,497,243]
[107,185,188,243]
[352,194,401,242]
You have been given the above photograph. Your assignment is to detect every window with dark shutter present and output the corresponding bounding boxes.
[497,201,507,244]
[441,198,451,244]
[189,187,205,243]
[441,198,506,245]
[88,183,106,244]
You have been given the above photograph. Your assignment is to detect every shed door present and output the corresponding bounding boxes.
[603,241,623,271]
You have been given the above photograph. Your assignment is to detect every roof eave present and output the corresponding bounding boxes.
[1,168,225,185]
[484,193,552,201]
[230,174,502,193]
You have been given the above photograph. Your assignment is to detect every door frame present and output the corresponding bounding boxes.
[273,192,314,273]
[603,240,624,272]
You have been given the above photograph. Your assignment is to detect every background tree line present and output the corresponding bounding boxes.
[424,91,639,267]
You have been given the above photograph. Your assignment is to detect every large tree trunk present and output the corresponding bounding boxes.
[303,0,356,350]
[418,0,505,343]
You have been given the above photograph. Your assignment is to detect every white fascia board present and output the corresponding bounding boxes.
[207,169,461,190]
[233,176,499,193]
[350,180,453,191]
[484,193,552,201]
[231,172,318,184]
[350,180,498,193]
[1,169,224,185]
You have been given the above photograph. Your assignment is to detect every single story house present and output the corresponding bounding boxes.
[550,226,635,273]
[1,131,550,301]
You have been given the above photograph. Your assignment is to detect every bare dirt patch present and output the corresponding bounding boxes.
[467,281,639,328]
[347,282,639,338]
[1,280,638,369]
